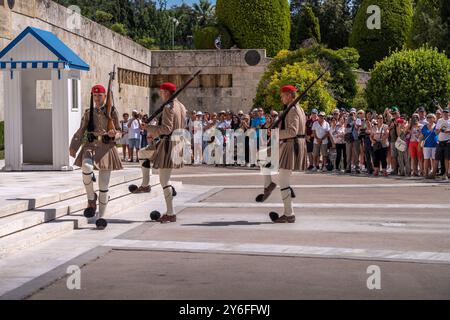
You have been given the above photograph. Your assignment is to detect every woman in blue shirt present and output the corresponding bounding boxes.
[420,114,438,178]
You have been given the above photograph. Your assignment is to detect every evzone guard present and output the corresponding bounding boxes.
[132,82,187,223]
[256,85,308,223]
[69,69,122,230]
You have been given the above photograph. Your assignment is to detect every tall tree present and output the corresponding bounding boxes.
[349,0,414,70]
[216,0,291,57]
[296,5,321,46]
[318,0,353,49]
[171,4,197,48]
[441,0,450,56]
[289,0,320,49]
[53,0,216,49]
[192,0,216,27]
[408,0,445,50]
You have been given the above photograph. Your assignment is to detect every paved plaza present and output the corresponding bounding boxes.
[1,165,450,300]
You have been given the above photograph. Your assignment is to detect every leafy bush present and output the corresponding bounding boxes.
[137,36,160,50]
[255,45,358,109]
[295,5,321,46]
[193,25,233,49]
[349,0,414,70]
[216,0,290,57]
[94,10,113,26]
[352,87,369,111]
[366,47,450,114]
[111,23,127,36]
[333,47,360,70]
[262,61,336,114]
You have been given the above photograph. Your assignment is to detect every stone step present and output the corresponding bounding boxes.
[0,221,74,259]
[0,181,182,259]
[0,175,160,238]
[0,170,143,218]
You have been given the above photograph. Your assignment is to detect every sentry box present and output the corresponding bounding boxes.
[0,26,89,171]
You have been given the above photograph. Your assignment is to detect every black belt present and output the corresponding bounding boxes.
[87,133,114,144]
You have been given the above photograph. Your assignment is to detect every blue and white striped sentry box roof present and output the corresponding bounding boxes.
[0,26,90,71]
[0,60,69,70]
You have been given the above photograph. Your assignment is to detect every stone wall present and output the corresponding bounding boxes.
[149,50,270,114]
[353,70,371,89]
[0,0,151,121]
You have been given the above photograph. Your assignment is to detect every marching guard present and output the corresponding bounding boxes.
[69,84,123,230]
[139,82,187,223]
[256,85,307,223]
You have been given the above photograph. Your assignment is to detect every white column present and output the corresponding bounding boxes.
[67,70,81,169]
[3,71,22,171]
[51,69,70,170]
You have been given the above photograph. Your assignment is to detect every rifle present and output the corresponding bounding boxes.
[270,67,329,130]
[105,65,116,132]
[146,70,202,124]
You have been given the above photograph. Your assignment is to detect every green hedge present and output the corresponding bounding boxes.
[349,0,414,70]
[193,25,233,49]
[366,47,450,114]
[0,121,4,151]
[254,45,358,110]
[262,61,336,114]
[408,0,443,49]
[216,0,290,57]
[296,5,321,46]
[111,23,127,36]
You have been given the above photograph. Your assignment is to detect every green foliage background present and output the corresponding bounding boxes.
[408,0,445,50]
[349,0,414,70]
[366,47,450,114]
[193,26,233,49]
[216,0,291,57]
[263,61,337,114]
[255,45,358,111]
[296,5,321,46]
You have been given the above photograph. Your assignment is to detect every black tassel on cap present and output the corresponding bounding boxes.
[88,93,94,133]
[87,94,95,142]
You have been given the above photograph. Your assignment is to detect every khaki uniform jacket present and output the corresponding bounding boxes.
[70,106,123,171]
[279,104,307,171]
[148,99,187,169]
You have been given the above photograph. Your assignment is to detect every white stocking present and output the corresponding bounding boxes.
[82,157,96,201]
[138,149,152,187]
[159,169,174,216]
[98,170,111,218]
[279,169,294,216]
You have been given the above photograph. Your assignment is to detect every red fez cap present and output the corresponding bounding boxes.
[281,85,298,93]
[160,82,177,92]
[91,85,106,94]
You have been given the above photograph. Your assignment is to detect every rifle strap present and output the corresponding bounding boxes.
[281,105,288,130]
